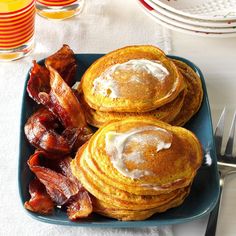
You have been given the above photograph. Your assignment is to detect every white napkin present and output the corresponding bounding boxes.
[0,0,172,235]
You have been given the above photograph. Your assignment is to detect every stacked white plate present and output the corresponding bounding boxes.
[138,0,236,37]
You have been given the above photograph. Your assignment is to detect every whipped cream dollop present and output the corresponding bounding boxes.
[92,59,169,98]
[105,126,172,179]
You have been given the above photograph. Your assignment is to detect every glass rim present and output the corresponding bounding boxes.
[0,0,35,14]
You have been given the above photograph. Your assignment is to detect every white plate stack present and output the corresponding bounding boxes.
[138,0,236,37]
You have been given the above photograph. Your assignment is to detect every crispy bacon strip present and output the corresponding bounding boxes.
[27,61,50,104]
[28,151,79,205]
[24,178,54,215]
[54,157,93,219]
[70,126,93,152]
[24,107,92,155]
[27,151,93,219]
[24,107,78,155]
[45,44,77,86]
[39,66,86,128]
[67,191,93,220]
[27,45,76,102]
[27,45,85,129]
[27,61,86,129]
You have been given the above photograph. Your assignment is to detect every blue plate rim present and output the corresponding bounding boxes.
[18,54,220,227]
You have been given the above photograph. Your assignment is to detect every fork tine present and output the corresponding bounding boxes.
[215,108,226,155]
[206,109,236,236]
[224,111,236,156]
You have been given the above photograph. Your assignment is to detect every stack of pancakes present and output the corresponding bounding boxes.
[78,45,203,127]
[71,118,203,221]
[71,45,204,221]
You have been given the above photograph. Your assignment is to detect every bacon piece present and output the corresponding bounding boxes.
[67,191,93,220]
[27,61,86,129]
[27,61,50,104]
[27,151,93,219]
[45,44,77,86]
[57,156,82,185]
[24,107,78,155]
[27,45,86,129]
[27,45,76,100]
[24,178,54,214]
[24,107,92,155]
[74,127,93,148]
[28,151,79,205]
[55,157,93,219]
[40,66,86,128]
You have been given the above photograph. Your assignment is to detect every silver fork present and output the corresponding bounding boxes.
[205,108,236,236]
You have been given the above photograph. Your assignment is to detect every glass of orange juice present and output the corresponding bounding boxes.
[0,0,36,61]
[36,0,84,20]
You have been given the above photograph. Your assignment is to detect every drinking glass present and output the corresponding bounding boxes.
[0,0,36,61]
[36,0,84,20]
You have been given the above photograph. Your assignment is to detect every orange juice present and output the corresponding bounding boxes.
[0,0,32,12]
[0,0,36,61]
[36,0,84,20]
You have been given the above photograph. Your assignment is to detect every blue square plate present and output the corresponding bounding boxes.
[18,54,220,227]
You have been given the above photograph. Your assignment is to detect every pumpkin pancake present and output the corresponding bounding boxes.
[92,185,191,221]
[73,144,189,210]
[77,88,186,128]
[76,118,202,194]
[171,59,203,126]
[81,45,185,112]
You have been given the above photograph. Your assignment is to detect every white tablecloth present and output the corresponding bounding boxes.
[0,0,236,236]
